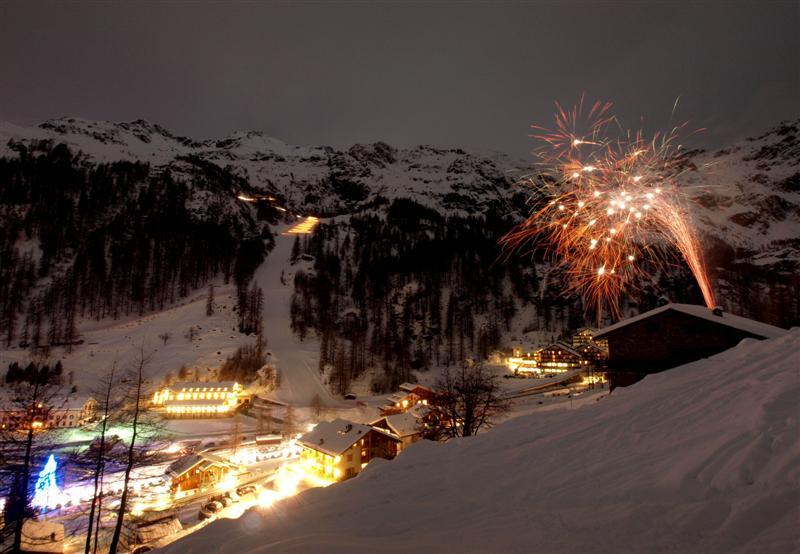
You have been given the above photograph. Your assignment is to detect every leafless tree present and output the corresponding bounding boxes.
[311,394,324,418]
[282,406,297,438]
[83,362,118,554]
[107,349,164,554]
[428,362,510,439]
[206,284,215,316]
[0,363,67,553]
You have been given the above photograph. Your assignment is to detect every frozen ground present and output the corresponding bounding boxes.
[162,330,800,554]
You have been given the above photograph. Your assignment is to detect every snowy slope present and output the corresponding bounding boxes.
[684,120,800,263]
[252,229,336,406]
[0,117,530,218]
[162,330,800,554]
[0,283,251,393]
[3,116,796,247]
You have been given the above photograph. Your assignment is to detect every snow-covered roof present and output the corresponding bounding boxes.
[594,303,788,340]
[298,419,375,457]
[370,412,422,438]
[398,383,431,393]
[58,396,95,410]
[163,327,800,554]
[167,451,235,477]
[539,342,582,357]
[172,381,238,391]
[165,398,230,407]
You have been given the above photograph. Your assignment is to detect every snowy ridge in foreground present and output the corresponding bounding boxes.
[163,331,800,553]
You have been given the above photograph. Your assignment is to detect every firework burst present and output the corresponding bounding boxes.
[503,97,715,321]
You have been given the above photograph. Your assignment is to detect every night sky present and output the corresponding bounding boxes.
[1,1,798,157]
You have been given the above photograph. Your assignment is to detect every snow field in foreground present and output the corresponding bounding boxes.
[163,330,800,554]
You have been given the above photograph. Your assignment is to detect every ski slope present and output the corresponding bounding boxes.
[163,330,800,553]
[254,229,336,407]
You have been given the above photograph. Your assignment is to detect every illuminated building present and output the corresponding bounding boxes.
[574,342,608,367]
[152,381,243,418]
[506,355,539,374]
[298,419,401,482]
[380,383,434,415]
[167,451,240,496]
[0,396,96,431]
[533,343,587,372]
[370,412,424,451]
[594,303,787,389]
[571,327,609,354]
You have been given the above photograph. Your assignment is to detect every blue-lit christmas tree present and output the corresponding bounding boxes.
[32,454,64,512]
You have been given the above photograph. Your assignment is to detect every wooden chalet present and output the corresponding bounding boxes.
[572,327,609,353]
[167,451,239,496]
[533,343,588,372]
[573,342,608,367]
[594,303,788,389]
[380,383,435,415]
[370,411,424,451]
[298,418,401,482]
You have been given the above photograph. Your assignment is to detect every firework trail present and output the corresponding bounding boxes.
[502,97,715,321]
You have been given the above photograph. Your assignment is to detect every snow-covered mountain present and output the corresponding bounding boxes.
[162,330,800,554]
[1,116,797,330]
[0,117,529,218]
[685,120,800,267]
[2,116,797,248]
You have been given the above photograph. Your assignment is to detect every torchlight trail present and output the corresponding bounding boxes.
[502,97,715,321]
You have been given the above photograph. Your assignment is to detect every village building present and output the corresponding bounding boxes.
[298,418,402,482]
[573,342,608,367]
[370,412,424,450]
[167,451,240,497]
[571,327,609,353]
[152,381,244,418]
[507,354,539,374]
[533,343,588,372]
[0,396,96,431]
[380,383,435,415]
[594,303,788,389]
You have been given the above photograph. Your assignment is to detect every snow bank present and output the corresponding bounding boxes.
[162,330,800,553]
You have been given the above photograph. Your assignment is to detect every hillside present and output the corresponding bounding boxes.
[0,117,797,396]
[162,329,800,554]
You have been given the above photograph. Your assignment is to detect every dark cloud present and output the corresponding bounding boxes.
[1,1,797,156]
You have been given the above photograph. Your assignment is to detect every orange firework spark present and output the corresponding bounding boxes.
[503,97,715,321]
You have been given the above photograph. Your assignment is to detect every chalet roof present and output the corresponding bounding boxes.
[165,398,230,407]
[576,342,605,353]
[172,381,238,391]
[594,303,788,340]
[539,342,582,357]
[0,392,92,412]
[167,451,236,477]
[370,412,421,438]
[398,382,432,394]
[298,418,397,457]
